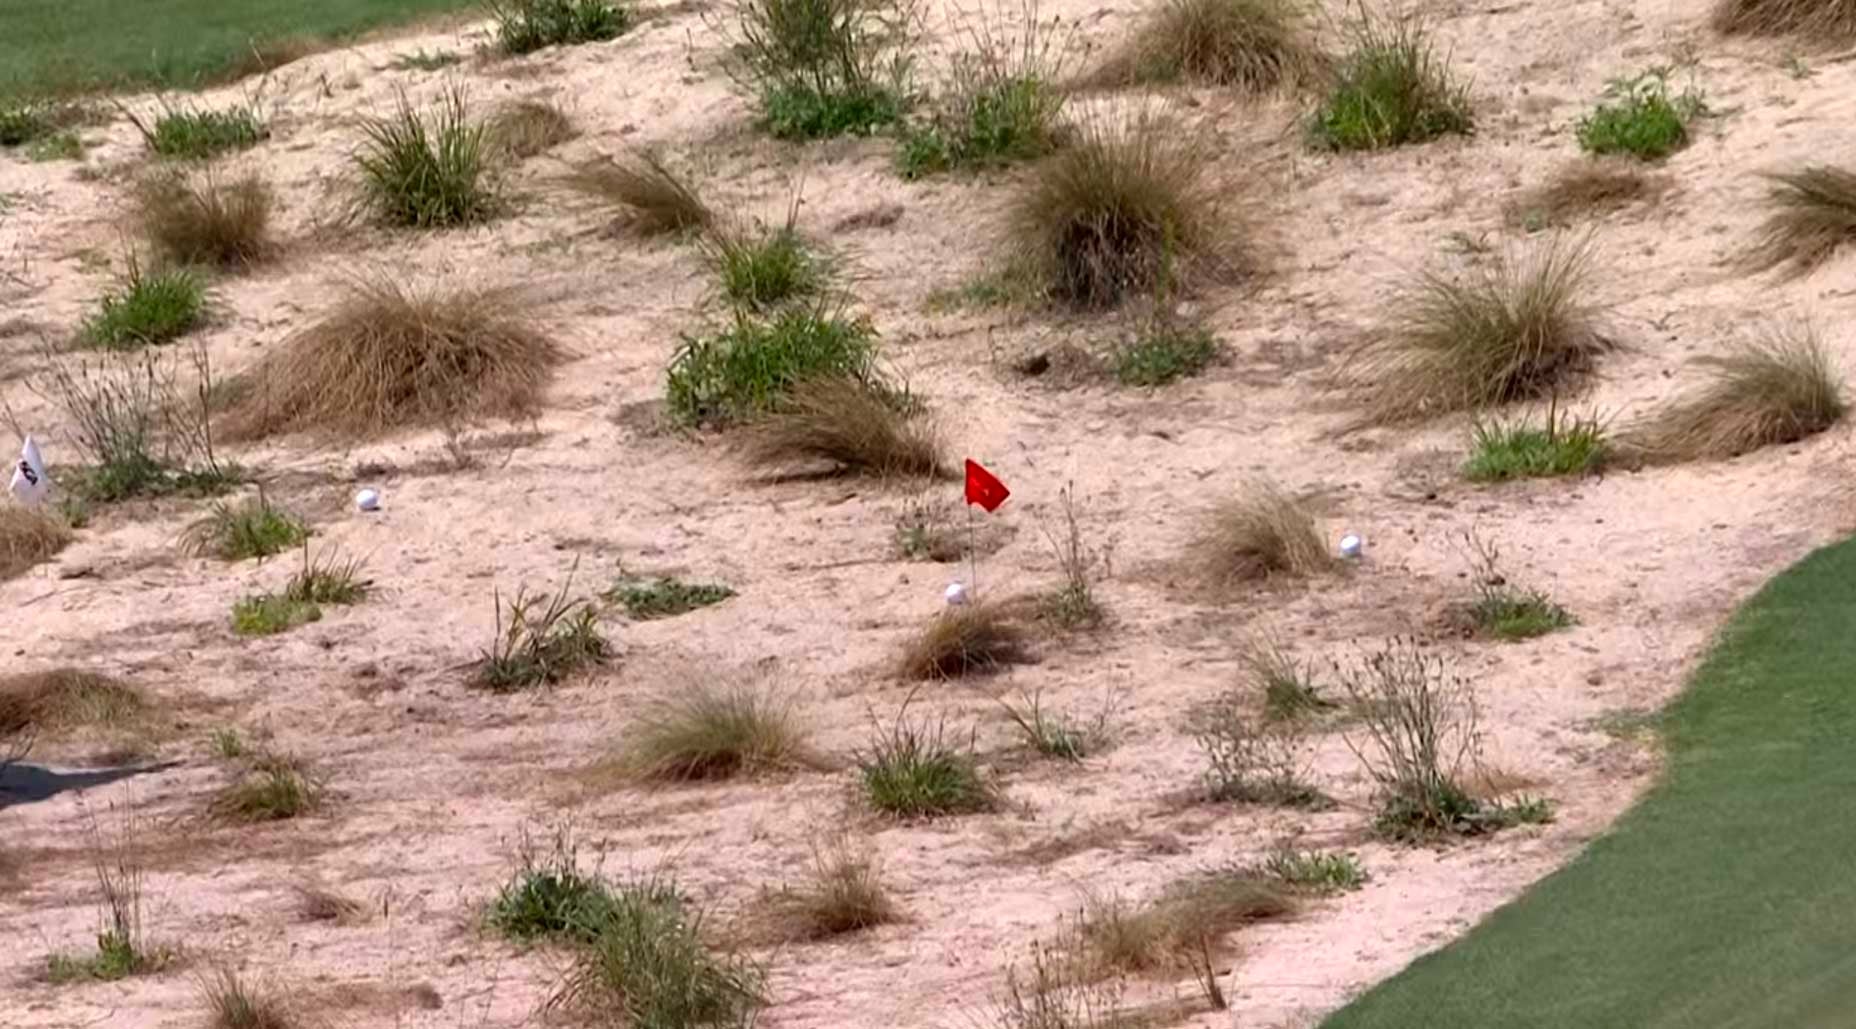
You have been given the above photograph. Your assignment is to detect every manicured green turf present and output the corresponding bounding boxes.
[0,0,479,98]
[1323,535,1856,1029]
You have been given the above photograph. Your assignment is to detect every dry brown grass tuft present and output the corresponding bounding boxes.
[1188,482,1333,588]
[200,965,294,1029]
[568,151,712,236]
[1361,235,1610,422]
[0,669,146,739]
[756,835,902,942]
[607,679,823,782]
[736,376,947,479]
[1712,0,1856,38]
[221,278,563,442]
[1621,324,1846,464]
[292,881,370,924]
[488,99,577,160]
[1080,870,1296,974]
[1090,0,1327,92]
[1744,165,1856,278]
[1506,160,1669,229]
[136,170,275,269]
[1,506,72,580]
[896,602,1033,679]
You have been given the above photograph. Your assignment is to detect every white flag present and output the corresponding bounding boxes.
[8,436,48,508]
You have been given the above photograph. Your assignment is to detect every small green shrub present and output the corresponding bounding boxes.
[41,349,238,504]
[477,576,610,691]
[857,705,996,818]
[1192,690,1324,806]
[46,810,167,984]
[607,576,735,619]
[732,0,915,140]
[354,89,499,229]
[283,546,370,604]
[1114,322,1217,386]
[210,728,246,759]
[180,495,308,561]
[1260,849,1366,894]
[705,224,826,311]
[81,261,205,350]
[1464,408,1608,481]
[488,825,617,942]
[145,105,265,159]
[231,595,322,637]
[1575,69,1702,161]
[492,0,631,54]
[764,82,905,140]
[1308,9,1471,151]
[666,306,881,425]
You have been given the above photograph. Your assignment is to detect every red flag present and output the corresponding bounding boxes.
[964,459,1010,513]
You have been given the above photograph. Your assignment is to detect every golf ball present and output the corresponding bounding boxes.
[1339,533,1363,559]
[355,488,381,512]
[944,581,969,606]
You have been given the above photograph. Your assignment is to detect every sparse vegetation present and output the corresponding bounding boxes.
[1464,406,1608,482]
[1190,481,1334,588]
[1712,0,1856,40]
[1113,320,1218,386]
[856,703,997,817]
[898,3,1068,178]
[199,965,294,1029]
[758,835,901,940]
[0,505,72,580]
[1092,0,1325,91]
[1240,639,1336,721]
[492,0,631,54]
[231,594,322,636]
[477,575,610,691]
[230,546,368,637]
[893,495,968,562]
[738,375,945,478]
[222,278,562,442]
[1457,533,1572,641]
[135,170,275,269]
[1309,8,1472,151]
[667,305,882,425]
[213,752,323,821]
[998,689,1109,760]
[1192,688,1324,806]
[211,727,247,759]
[1621,324,1846,463]
[487,99,576,160]
[1362,235,1608,422]
[1575,69,1703,161]
[391,49,463,71]
[569,150,713,235]
[0,103,50,146]
[1080,869,1296,974]
[181,493,307,561]
[896,602,1031,679]
[47,807,168,983]
[606,575,735,619]
[730,0,915,139]
[1038,482,1106,628]
[489,824,616,942]
[1261,848,1367,895]
[1508,160,1668,230]
[1744,165,1856,277]
[705,220,829,311]
[354,88,499,229]
[989,939,1140,1029]
[144,104,265,160]
[81,259,206,350]
[1006,110,1220,308]
[612,680,819,781]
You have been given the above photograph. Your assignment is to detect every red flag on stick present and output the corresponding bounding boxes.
[964,459,1010,513]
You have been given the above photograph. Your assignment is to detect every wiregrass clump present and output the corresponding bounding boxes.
[666,305,881,425]
[1711,0,1856,39]
[568,151,713,235]
[1309,8,1470,150]
[898,3,1069,178]
[354,89,500,228]
[856,705,997,817]
[135,170,275,269]
[730,0,916,139]
[198,966,293,1029]
[1744,165,1856,277]
[611,680,820,782]
[737,375,945,478]
[758,835,902,940]
[222,279,562,442]
[1361,236,1609,422]
[492,0,632,54]
[477,576,610,691]
[231,547,369,637]
[1006,110,1221,308]
[1,506,73,580]
[488,825,616,941]
[704,221,830,311]
[1620,324,1845,463]
[895,602,1032,679]
[1093,0,1326,91]
[180,493,307,561]
[1080,869,1296,974]
[0,669,146,744]
[212,752,323,822]
[1189,482,1333,589]
[81,259,206,350]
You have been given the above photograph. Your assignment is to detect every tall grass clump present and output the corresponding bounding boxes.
[856,704,997,817]
[898,3,1069,178]
[1744,165,1856,277]
[81,257,205,350]
[758,835,902,940]
[141,104,266,160]
[492,0,632,54]
[136,170,274,269]
[895,602,1031,679]
[1091,0,1326,91]
[1712,0,1856,39]
[1189,481,1333,589]
[198,966,293,1029]
[1621,324,1845,463]
[476,575,610,691]
[223,279,561,441]
[354,89,499,228]
[552,878,764,1029]
[666,305,882,425]
[568,151,713,235]
[1308,8,1471,151]
[729,0,917,139]
[0,669,146,743]
[1464,405,1608,481]
[1006,109,1220,308]
[612,680,819,782]
[737,375,944,478]
[1,506,73,581]
[1362,236,1608,422]
[1575,69,1703,161]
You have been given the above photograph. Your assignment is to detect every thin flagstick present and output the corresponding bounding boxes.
[966,502,979,600]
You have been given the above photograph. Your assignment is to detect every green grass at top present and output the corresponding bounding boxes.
[0,0,482,100]
[1323,533,1856,1029]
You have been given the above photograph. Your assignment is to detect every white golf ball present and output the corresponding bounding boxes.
[1338,533,1363,559]
[355,488,381,512]
[944,581,969,606]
